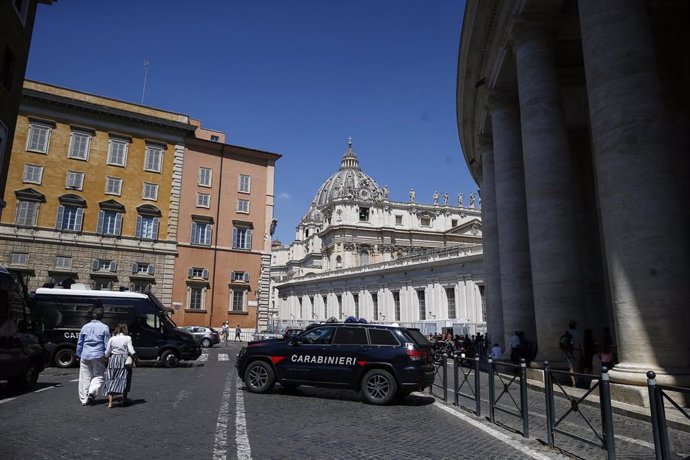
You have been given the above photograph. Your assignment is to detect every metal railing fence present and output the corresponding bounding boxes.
[488,358,529,438]
[454,353,481,416]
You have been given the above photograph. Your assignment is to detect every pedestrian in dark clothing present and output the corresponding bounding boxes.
[509,331,521,364]
[582,328,596,375]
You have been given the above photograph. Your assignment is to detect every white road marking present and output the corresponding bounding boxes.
[70,379,79,382]
[235,376,252,460]
[33,386,54,393]
[212,372,233,460]
[0,397,17,405]
[197,354,208,362]
[427,397,554,460]
[218,354,230,361]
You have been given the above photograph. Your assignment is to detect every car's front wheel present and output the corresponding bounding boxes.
[244,361,275,393]
[160,350,179,368]
[361,369,398,405]
[201,338,212,348]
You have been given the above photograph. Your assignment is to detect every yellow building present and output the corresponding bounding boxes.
[0,80,195,304]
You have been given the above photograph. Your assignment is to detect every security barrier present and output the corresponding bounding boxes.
[647,371,690,460]
[423,353,690,458]
[429,353,448,402]
[453,353,481,416]
[543,363,616,459]
[488,358,529,438]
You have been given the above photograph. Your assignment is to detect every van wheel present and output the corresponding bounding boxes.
[361,369,397,405]
[201,338,212,348]
[10,363,39,391]
[54,348,77,368]
[161,350,179,368]
[244,361,275,393]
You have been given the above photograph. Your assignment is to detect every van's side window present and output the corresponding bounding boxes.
[141,313,160,331]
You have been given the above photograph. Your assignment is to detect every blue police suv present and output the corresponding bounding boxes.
[235,323,434,405]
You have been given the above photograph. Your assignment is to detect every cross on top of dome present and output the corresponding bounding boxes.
[340,137,360,170]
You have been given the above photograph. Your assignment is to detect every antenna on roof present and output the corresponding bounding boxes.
[141,59,150,105]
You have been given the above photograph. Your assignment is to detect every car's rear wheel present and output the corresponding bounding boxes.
[201,338,212,348]
[54,348,77,368]
[361,369,398,405]
[160,350,179,368]
[244,361,275,393]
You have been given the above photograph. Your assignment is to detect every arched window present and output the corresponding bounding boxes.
[360,250,369,266]
[336,255,342,268]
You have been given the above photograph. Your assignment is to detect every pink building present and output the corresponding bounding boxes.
[171,121,280,332]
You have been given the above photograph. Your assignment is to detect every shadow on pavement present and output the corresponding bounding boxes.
[239,383,435,406]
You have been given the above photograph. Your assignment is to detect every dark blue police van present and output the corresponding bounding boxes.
[32,286,200,368]
[235,323,434,405]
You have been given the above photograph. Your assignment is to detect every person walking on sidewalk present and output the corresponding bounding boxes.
[221,322,229,343]
[76,306,110,406]
[102,323,138,408]
[234,324,241,342]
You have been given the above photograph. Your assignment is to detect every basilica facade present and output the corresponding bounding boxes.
[269,141,485,336]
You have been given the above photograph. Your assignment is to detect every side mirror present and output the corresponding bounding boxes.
[290,337,301,346]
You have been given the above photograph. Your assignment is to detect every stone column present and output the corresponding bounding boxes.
[489,91,536,350]
[512,26,586,364]
[479,137,504,347]
[580,0,690,385]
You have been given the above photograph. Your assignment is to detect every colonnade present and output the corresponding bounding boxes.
[472,0,689,385]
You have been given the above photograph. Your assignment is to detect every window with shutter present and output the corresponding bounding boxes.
[23,164,43,184]
[107,138,128,166]
[144,145,163,172]
[68,131,91,160]
[15,201,38,226]
[26,123,51,153]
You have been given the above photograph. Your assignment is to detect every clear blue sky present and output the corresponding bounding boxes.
[26,0,476,244]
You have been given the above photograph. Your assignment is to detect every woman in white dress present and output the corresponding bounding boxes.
[102,323,138,408]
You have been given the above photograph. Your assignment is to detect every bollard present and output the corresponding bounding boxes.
[442,353,448,402]
[599,367,616,459]
[520,358,529,438]
[647,370,670,460]
[488,358,495,424]
[454,353,460,406]
[544,361,555,448]
[475,354,481,417]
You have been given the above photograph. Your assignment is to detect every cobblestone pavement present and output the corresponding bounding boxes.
[429,358,690,459]
[0,342,565,459]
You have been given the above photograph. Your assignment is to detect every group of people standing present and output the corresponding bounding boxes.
[76,307,137,408]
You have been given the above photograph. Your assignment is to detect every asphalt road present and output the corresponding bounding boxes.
[0,342,561,460]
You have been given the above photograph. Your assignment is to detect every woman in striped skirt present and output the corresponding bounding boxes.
[102,323,138,408]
